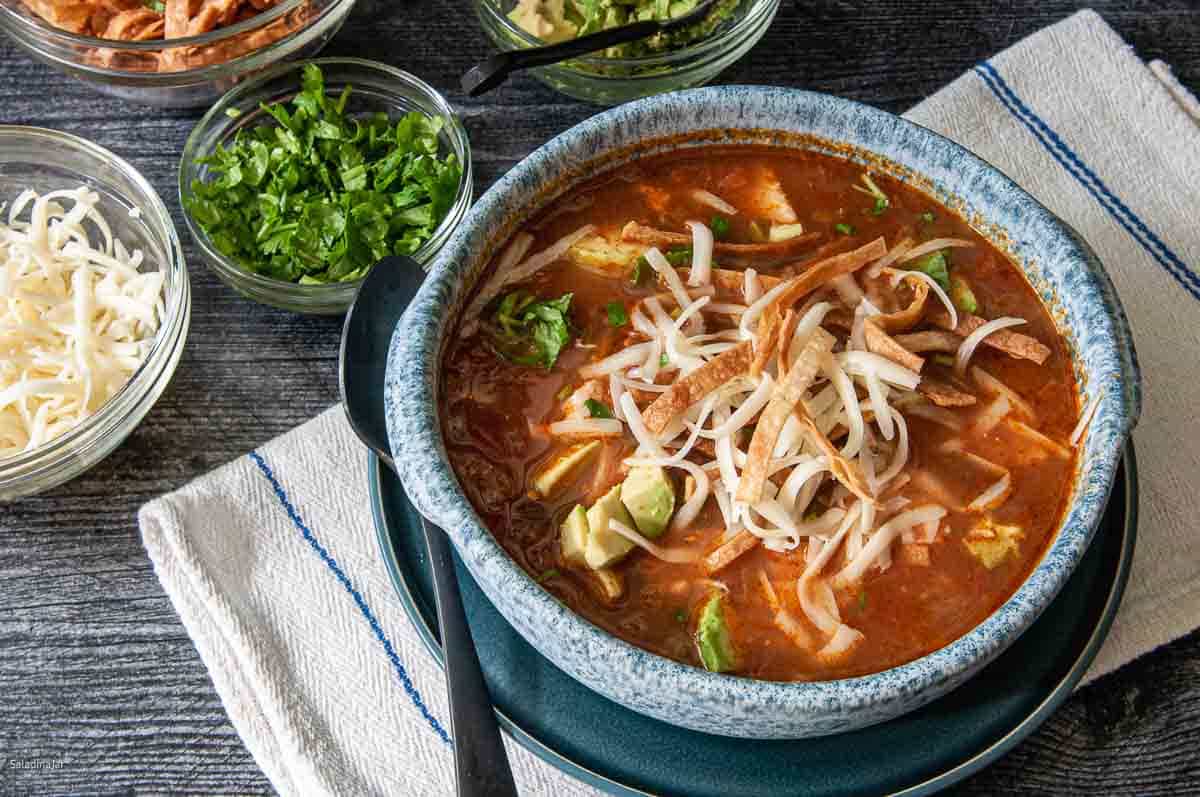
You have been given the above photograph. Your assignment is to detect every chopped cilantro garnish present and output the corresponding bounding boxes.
[185,63,462,285]
[584,398,613,419]
[659,353,669,367]
[834,223,855,236]
[909,250,951,291]
[537,568,560,583]
[630,256,646,285]
[920,211,936,224]
[664,246,692,266]
[674,609,687,623]
[853,173,889,215]
[857,590,868,611]
[489,290,574,369]
[606,300,628,327]
[710,215,731,240]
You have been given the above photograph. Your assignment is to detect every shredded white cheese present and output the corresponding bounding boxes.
[0,186,162,459]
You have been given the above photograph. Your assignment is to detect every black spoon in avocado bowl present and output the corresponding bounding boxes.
[339,257,518,797]
[462,0,721,96]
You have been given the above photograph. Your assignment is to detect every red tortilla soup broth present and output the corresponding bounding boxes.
[441,147,1079,681]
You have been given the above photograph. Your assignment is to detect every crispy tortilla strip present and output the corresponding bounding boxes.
[772,237,862,279]
[187,0,241,35]
[769,238,887,316]
[929,310,1051,364]
[874,279,929,333]
[864,319,924,372]
[19,0,95,33]
[641,341,754,435]
[798,399,875,504]
[164,0,200,38]
[919,378,977,407]
[775,308,800,376]
[622,221,823,265]
[676,267,783,300]
[749,304,783,379]
[103,7,164,39]
[703,530,760,574]
[893,330,962,353]
[736,329,835,504]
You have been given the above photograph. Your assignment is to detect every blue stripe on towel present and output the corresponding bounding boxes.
[249,451,452,747]
[973,60,1200,302]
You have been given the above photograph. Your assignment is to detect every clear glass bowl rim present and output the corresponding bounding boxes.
[178,56,474,304]
[0,0,355,80]
[0,125,189,482]
[474,0,776,70]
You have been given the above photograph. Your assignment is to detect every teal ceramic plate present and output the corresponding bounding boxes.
[369,444,1137,796]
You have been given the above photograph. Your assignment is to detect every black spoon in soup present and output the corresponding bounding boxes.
[462,0,721,97]
[340,256,518,797]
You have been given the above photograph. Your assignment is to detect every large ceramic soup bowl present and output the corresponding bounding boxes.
[385,86,1140,738]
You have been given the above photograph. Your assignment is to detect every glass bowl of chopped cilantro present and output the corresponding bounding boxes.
[180,58,472,314]
[474,0,779,104]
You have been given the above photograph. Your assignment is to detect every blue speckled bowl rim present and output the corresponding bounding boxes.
[386,85,1141,736]
[368,442,1137,795]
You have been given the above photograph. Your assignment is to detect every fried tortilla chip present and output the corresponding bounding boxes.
[893,330,962,353]
[641,341,754,435]
[703,530,760,574]
[864,319,925,372]
[736,329,835,504]
[873,278,929,333]
[769,238,888,316]
[918,378,978,407]
[749,303,783,379]
[676,267,783,301]
[622,221,823,266]
[929,310,1051,364]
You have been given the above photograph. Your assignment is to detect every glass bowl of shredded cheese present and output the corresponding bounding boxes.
[0,126,189,500]
[0,0,357,109]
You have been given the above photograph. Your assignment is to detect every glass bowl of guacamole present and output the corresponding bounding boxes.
[474,0,779,104]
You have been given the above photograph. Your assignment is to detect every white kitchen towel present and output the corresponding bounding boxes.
[140,10,1200,796]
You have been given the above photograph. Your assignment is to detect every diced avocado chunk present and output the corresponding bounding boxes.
[768,222,807,242]
[532,441,601,498]
[950,276,979,314]
[584,484,636,569]
[620,465,675,539]
[593,568,625,602]
[695,593,738,673]
[964,518,1024,570]
[910,250,950,291]
[560,504,590,567]
[508,0,578,43]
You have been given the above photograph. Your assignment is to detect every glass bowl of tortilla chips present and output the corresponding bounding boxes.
[0,0,356,108]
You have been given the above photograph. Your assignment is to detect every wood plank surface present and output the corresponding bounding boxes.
[1,1,1198,793]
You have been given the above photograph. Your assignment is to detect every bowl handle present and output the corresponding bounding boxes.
[339,256,427,471]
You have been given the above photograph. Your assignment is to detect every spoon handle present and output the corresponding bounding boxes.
[500,20,662,71]
[339,258,517,797]
[422,518,519,797]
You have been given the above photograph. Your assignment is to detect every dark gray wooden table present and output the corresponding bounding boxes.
[1,1,1198,794]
